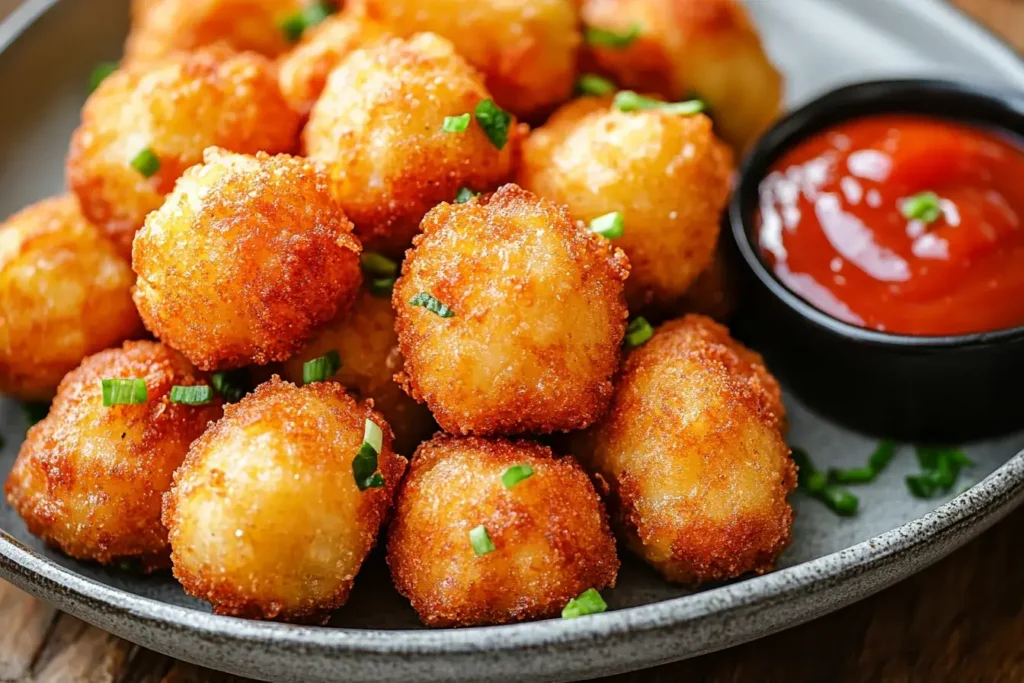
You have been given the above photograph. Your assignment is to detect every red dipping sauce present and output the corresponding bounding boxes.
[756,115,1024,336]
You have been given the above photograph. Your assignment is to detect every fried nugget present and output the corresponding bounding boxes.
[164,377,406,622]
[0,196,143,401]
[518,96,731,311]
[393,184,629,436]
[67,47,299,255]
[576,315,795,584]
[132,148,362,371]
[387,434,618,627]
[302,33,521,256]
[4,341,223,570]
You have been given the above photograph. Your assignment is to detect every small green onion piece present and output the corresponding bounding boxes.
[211,370,247,403]
[279,13,307,42]
[624,317,654,349]
[302,350,341,384]
[361,252,398,277]
[352,419,385,491]
[501,464,534,489]
[908,446,972,498]
[474,99,512,150]
[410,292,454,318]
[469,525,496,556]
[827,466,876,484]
[790,447,860,516]
[369,277,396,297]
[442,113,471,133]
[906,474,937,499]
[301,0,334,29]
[612,90,705,116]
[584,23,641,49]
[561,588,608,619]
[89,61,118,93]
[101,378,148,406]
[22,402,49,427]
[169,385,213,405]
[822,487,859,516]
[577,73,616,96]
[363,419,383,454]
[868,440,897,473]
[454,187,479,204]
[130,148,160,178]
[589,211,624,239]
[900,192,943,224]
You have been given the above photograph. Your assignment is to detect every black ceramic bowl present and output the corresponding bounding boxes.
[729,79,1024,443]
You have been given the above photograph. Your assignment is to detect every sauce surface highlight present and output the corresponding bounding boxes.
[757,115,1024,336]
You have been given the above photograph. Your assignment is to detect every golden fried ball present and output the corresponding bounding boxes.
[387,434,618,627]
[576,314,795,585]
[277,11,391,118]
[280,286,437,455]
[302,33,521,256]
[0,196,143,401]
[352,0,580,120]
[67,47,300,256]
[517,96,732,311]
[393,184,629,436]
[580,0,783,153]
[164,377,406,622]
[4,341,223,570]
[132,148,362,371]
[124,0,306,64]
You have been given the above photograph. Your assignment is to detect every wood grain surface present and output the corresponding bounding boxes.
[2,1,1024,682]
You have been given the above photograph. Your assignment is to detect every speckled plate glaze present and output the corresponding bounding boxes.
[2,1,1024,681]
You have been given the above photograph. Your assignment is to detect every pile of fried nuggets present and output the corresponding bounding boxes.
[1,0,796,626]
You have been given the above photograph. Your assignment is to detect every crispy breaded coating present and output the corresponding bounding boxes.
[517,97,732,311]
[580,0,783,153]
[576,315,795,584]
[677,245,738,323]
[387,434,618,627]
[393,184,629,436]
[0,196,143,401]
[277,11,391,118]
[67,47,300,256]
[302,33,521,256]
[281,286,437,455]
[352,0,580,119]
[4,341,223,570]
[164,377,406,622]
[132,148,362,371]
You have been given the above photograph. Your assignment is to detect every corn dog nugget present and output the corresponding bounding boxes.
[387,435,618,627]
[164,378,405,622]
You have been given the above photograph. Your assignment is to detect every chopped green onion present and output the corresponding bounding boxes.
[624,317,653,349]
[89,61,118,93]
[169,385,213,405]
[827,440,898,485]
[410,292,454,318]
[361,252,398,277]
[353,419,386,491]
[791,447,859,516]
[561,588,608,618]
[474,99,512,150]
[577,74,616,96]
[442,113,471,133]
[301,0,333,28]
[906,446,973,499]
[868,440,897,473]
[302,350,341,384]
[101,378,148,406]
[369,277,396,297]
[906,474,937,499]
[22,402,49,427]
[454,187,479,204]
[279,14,307,42]
[501,464,534,489]
[900,192,943,224]
[211,370,247,403]
[130,148,160,178]
[589,211,624,239]
[585,23,641,49]
[613,90,705,116]
[363,419,383,454]
[469,525,496,556]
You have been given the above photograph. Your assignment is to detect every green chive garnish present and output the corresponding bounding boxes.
[211,370,247,403]
[301,0,333,28]
[827,440,897,485]
[585,23,641,49]
[302,350,341,384]
[169,385,213,405]
[589,211,624,239]
[442,113,471,133]
[22,402,49,427]
[469,525,495,556]
[577,73,617,96]
[791,447,859,516]
[130,148,160,178]
[624,317,654,349]
[501,464,534,489]
[369,277,396,297]
[410,292,454,318]
[101,378,148,406]
[869,440,897,472]
[613,90,705,116]
[279,14,307,42]
[561,588,608,618]
[89,61,118,93]
[900,191,943,224]
[474,99,512,150]
[353,419,386,491]
[361,252,398,277]
[906,447,972,499]
[454,187,479,204]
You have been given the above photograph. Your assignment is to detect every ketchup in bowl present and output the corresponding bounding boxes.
[756,115,1024,336]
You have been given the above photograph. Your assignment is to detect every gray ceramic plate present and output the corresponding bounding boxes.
[2,1,1024,681]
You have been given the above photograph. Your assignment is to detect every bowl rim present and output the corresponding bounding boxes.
[728,78,1024,350]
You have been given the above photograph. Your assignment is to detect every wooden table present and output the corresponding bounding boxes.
[3,1,1024,681]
